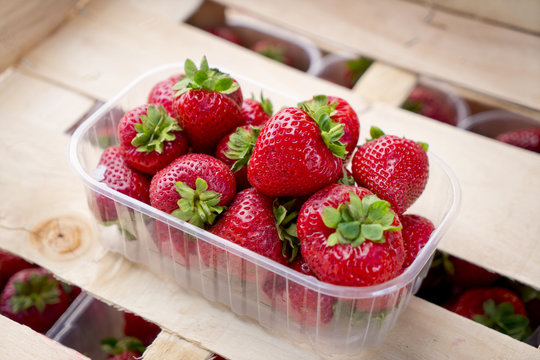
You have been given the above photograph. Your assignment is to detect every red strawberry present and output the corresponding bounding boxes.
[0,268,71,333]
[250,40,293,66]
[240,93,273,126]
[262,255,335,327]
[0,249,37,290]
[123,312,160,346]
[248,95,347,197]
[205,188,298,281]
[351,126,429,215]
[401,214,435,268]
[447,255,500,289]
[93,146,150,222]
[495,127,540,153]
[343,57,373,88]
[402,85,457,125]
[118,104,189,174]
[101,336,146,360]
[172,57,243,154]
[215,125,261,190]
[207,26,242,45]
[326,96,360,157]
[297,184,404,286]
[147,73,183,118]
[448,287,531,340]
[149,154,235,266]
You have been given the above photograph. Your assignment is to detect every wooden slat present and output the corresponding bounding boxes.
[0,0,80,73]
[0,315,90,360]
[143,331,211,360]
[217,0,540,112]
[402,0,540,35]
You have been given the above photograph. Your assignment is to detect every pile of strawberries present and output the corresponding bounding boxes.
[95,56,437,326]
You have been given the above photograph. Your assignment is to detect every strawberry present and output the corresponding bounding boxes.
[250,40,293,66]
[324,96,360,157]
[495,127,540,153]
[147,73,183,119]
[262,255,335,327]
[205,188,298,281]
[343,57,373,88]
[402,85,457,125]
[172,57,243,154]
[0,268,71,333]
[0,249,37,291]
[446,255,500,289]
[401,214,435,268]
[118,104,188,174]
[207,26,243,45]
[101,336,146,360]
[93,146,150,222]
[248,95,347,197]
[123,312,160,347]
[448,287,531,340]
[149,154,235,266]
[240,93,273,126]
[297,184,404,286]
[215,125,261,190]
[351,126,429,215]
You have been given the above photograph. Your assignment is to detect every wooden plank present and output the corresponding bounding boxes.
[402,0,540,35]
[352,61,417,107]
[217,0,540,111]
[143,331,211,360]
[0,315,90,360]
[0,0,80,73]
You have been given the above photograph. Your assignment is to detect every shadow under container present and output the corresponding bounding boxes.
[69,64,461,359]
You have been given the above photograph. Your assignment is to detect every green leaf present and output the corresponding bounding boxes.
[338,221,360,240]
[225,126,261,172]
[361,223,384,241]
[171,178,224,228]
[214,78,233,92]
[322,207,341,229]
[184,59,197,78]
[327,233,340,246]
[418,141,429,152]
[369,126,385,141]
[131,105,181,153]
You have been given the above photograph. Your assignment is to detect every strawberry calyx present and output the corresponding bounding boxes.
[225,126,261,172]
[298,95,347,159]
[273,199,300,262]
[101,336,146,356]
[131,105,182,153]
[367,126,429,152]
[173,56,239,96]
[252,92,273,117]
[321,192,402,247]
[171,178,225,228]
[337,166,355,186]
[472,299,531,340]
[402,98,424,113]
[10,273,61,313]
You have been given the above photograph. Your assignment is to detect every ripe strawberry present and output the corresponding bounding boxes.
[215,125,261,190]
[0,249,37,291]
[123,312,160,346]
[207,26,242,45]
[402,85,457,125]
[495,127,540,153]
[172,57,243,154]
[240,93,273,126]
[101,336,146,360]
[401,214,435,268]
[325,95,360,156]
[0,268,71,333]
[250,40,293,66]
[149,154,235,266]
[147,73,183,119]
[118,104,188,174]
[205,188,298,281]
[448,287,531,340]
[262,255,335,327]
[248,95,347,197]
[298,184,404,286]
[351,126,429,215]
[93,146,150,222]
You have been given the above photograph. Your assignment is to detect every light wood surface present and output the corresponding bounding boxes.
[0,315,90,360]
[1,0,539,359]
[218,0,540,111]
[143,331,211,360]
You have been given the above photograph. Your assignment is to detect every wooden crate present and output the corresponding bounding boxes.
[0,0,539,359]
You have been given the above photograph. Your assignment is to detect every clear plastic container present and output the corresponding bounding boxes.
[457,109,540,138]
[311,52,373,89]
[69,64,461,358]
